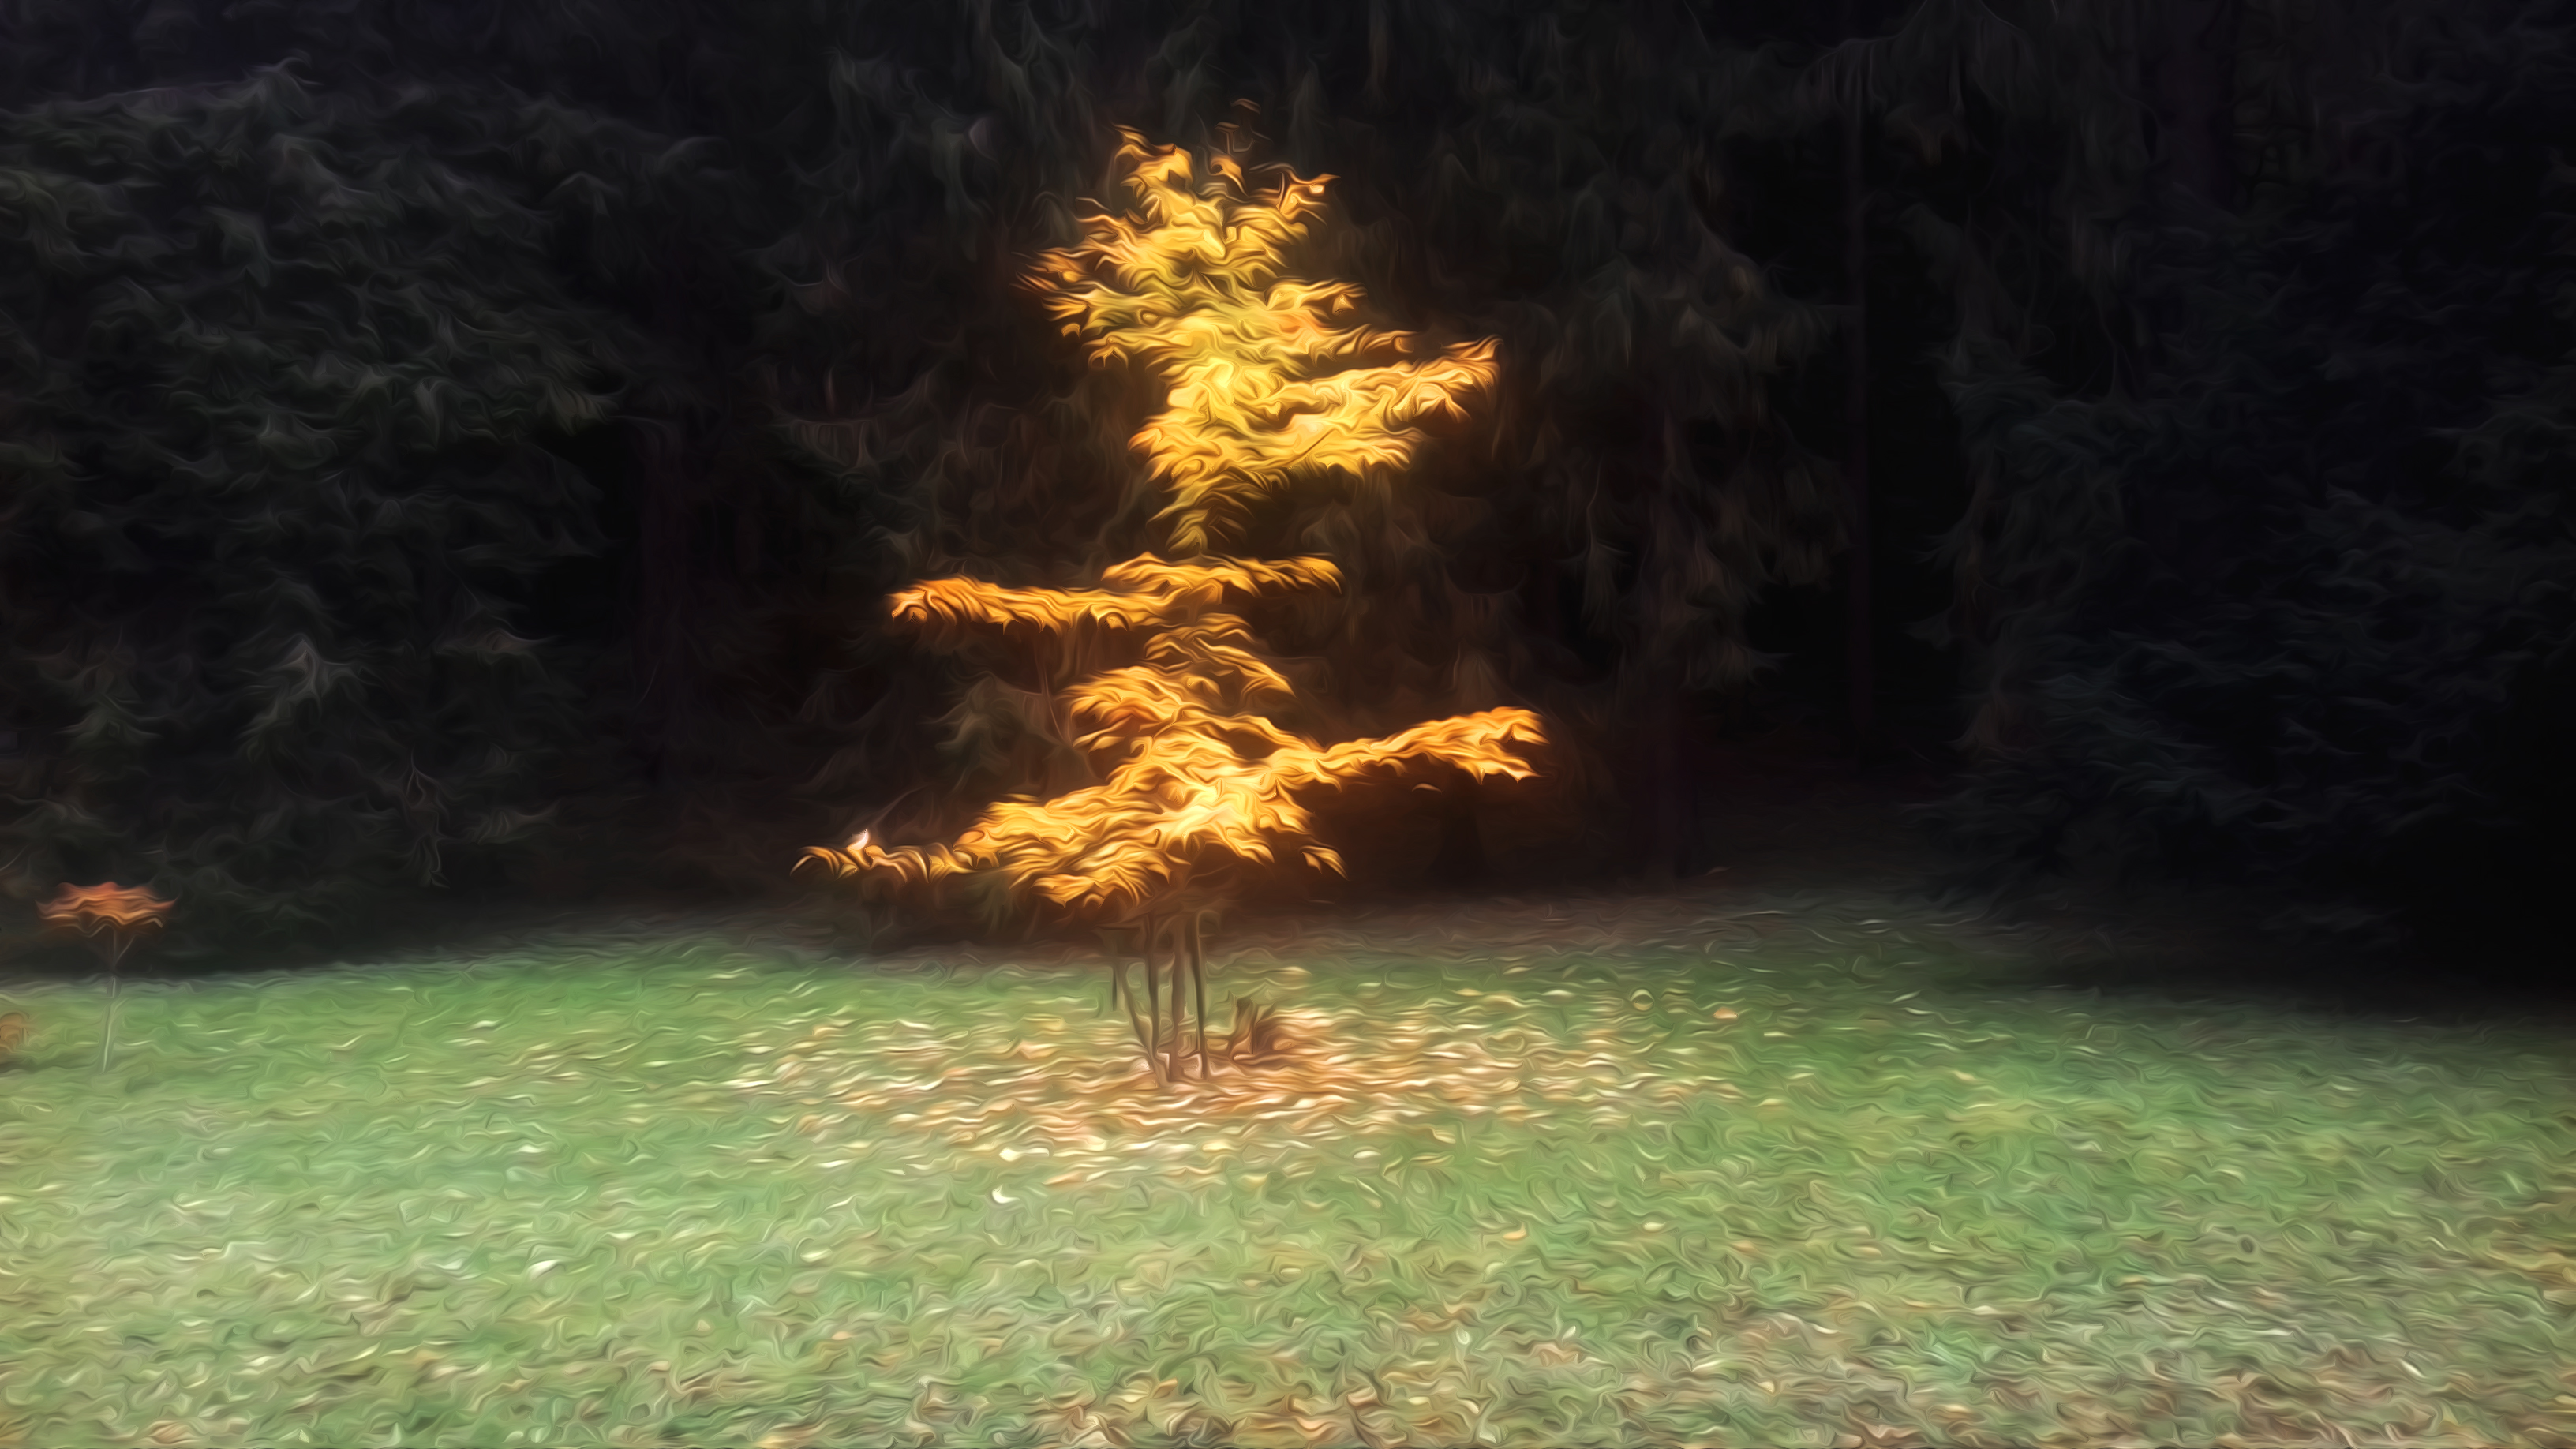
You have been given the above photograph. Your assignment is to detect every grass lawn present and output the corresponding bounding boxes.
[2,886,2571,1448]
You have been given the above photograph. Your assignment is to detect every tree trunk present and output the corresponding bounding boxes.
[2133,0,2242,593]
[1427,769,1488,888]
[627,240,715,795]
[630,414,700,790]
[1638,689,1690,884]
[1841,79,1876,762]
[2147,0,2241,212]
[1189,912,1210,1081]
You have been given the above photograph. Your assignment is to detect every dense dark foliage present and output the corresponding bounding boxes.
[1911,2,2576,953]
[0,0,2567,958]
[0,66,677,937]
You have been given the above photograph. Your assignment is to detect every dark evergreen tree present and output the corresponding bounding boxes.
[11,0,2565,962]
[0,64,717,939]
[1902,0,2576,956]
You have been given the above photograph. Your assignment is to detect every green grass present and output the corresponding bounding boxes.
[1,897,2571,1448]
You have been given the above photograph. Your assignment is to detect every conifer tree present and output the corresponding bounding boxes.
[21,0,2566,960]
[0,66,691,937]
[1866,0,2576,950]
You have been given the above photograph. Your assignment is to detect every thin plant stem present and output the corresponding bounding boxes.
[1191,912,1211,1080]
[1125,917,1166,1084]
[99,931,129,1071]
[1159,916,1189,1083]
[1142,914,1163,1069]
[1108,930,1125,1017]
[1110,939,1156,1081]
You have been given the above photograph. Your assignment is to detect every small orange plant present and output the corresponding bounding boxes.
[801,127,1544,1084]
[39,881,174,1069]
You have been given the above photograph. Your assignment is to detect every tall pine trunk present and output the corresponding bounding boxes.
[630,414,701,790]
[2148,0,2242,212]
[1653,688,1689,882]
[629,247,710,793]
[1841,74,1876,762]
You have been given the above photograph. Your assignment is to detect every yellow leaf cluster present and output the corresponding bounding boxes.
[801,129,1543,923]
[1035,134,1501,556]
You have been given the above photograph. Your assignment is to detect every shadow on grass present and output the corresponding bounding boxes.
[1955,864,2576,1032]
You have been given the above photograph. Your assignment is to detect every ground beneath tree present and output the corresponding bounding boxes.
[6,737,2574,1448]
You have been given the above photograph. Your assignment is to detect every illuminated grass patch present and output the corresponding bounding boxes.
[1,894,2569,1447]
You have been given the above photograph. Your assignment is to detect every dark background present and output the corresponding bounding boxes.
[2,0,2568,977]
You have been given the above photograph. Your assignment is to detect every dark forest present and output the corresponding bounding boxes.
[2,0,2566,961]
[4,2,2574,1444]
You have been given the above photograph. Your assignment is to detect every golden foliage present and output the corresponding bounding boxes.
[1033,136,1500,556]
[38,882,175,936]
[802,129,1543,924]
[888,556,1343,641]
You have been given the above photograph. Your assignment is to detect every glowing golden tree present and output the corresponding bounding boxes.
[800,129,1544,1085]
